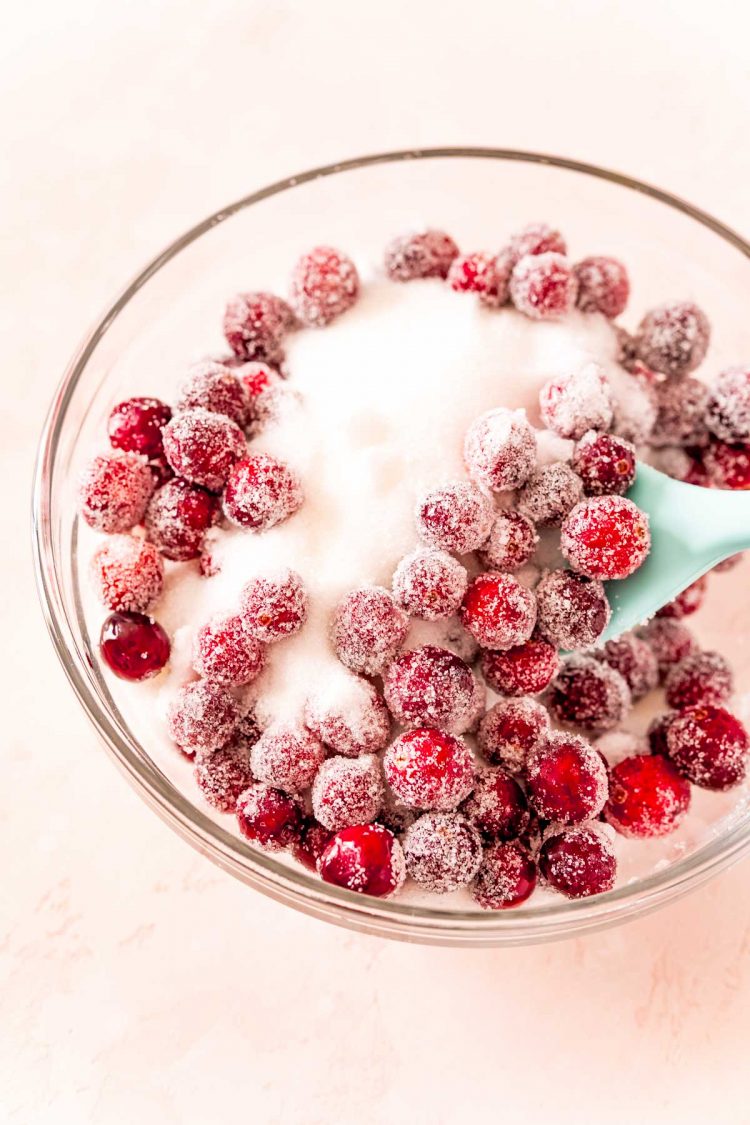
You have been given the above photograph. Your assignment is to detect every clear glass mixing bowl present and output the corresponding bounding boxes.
[32,149,750,946]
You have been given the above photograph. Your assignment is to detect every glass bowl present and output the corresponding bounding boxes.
[32,148,750,946]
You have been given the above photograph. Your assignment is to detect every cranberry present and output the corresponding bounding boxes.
[166,679,239,753]
[236,783,303,851]
[573,256,630,318]
[79,453,155,533]
[665,650,733,710]
[572,431,636,497]
[250,722,326,793]
[331,586,409,676]
[240,569,308,642]
[147,455,175,488]
[402,812,483,892]
[479,510,538,571]
[460,573,537,650]
[176,361,249,428]
[304,677,391,757]
[539,824,616,898]
[561,495,650,580]
[415,480,494,553]
[706,366,750,443]
[223,291,293,366]
[657,575,707,620]
[464,408,537,492]
[90,534,164,613]
[648,711,678,756]
[507,222,566,260]
[473,841,537,909]
[392,548,468,619]
[384,229,459,281]
[292,819,334,872]
[510,252,578,320]
[652,378,710,449]
[460,767,529,842]
[378,793,417,834]
[665,704,749,790]
[162,408,245,492]
[635,301,710,378]
[384,728,475,811]
[194,742,253,812]
[144,478,220,561]
[447,251,509,307]
[311,754,384,832]
[526,732,609,823]
[546,655,631,733]
[222,454,303,531]
[237,362,286,435]
[594,633,658,700]
[516,462,583,526]
[481,637,559,696]
[289,245,359,327]
[384,645,480,735]
[605,754,691,838]
[477,698,551,774]
[539,363,613,440]
[319,824,406,898]
[704,439,750,490]
[192,614,266,686]
[535,569,611,650]
[234,707,263,750]
[108,396,172,458]
[638,617,697,679]
[99,611,170,681]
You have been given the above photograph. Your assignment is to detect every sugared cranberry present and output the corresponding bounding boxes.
[176,362,249,428]
[236,362,287,435]
[311,754,384,832]
[331,586,409,676]
[447,251,509,307]
[605,754,691,838]
[594,633,659,700]
[319,824,406,898]
[665,650,733,710]
[460,767,529,842]
[162,408,245,492]
[144,478,220,561]
[516,462,583,526]
[292,819,334,872]
[539,824,616,898]
[289,245,359,327]
[706,366,750,443]
[250,722,326,794]
[108,396,172,458]
[90,535,164,613]
[573,256,630,318]
[384,645,480,735]
[561,495,650,580]
[99,611,170,681]
[402,812,483,892]
[477,698,551,773]
[546,655,631,733]
[665,704,749,790]
[657,575,707,620]
[233,707,263,750]
[384,728,475,811]
[507,221,567,263]
[638,617,697,679]
[192,614,266,686]
[535,569,611,650]
[223,291,293,366]
[194,742,253,812]
[304,677,391,757]
[236,783,303,850]
[704,439,750,490]
[240,569,308,642]
[392,548,468,619]
[79,453,155,533]
[481,637,559,696]
[384,229,459,281]
[479,510,538,572]
[539,363,613,440]
[473,841,537,909]
[635,301,710,378]
[222,454,303,531]
[464,408,537,492]
[647,711,677,756]
[510,252,578,320]
[378,793,417,835]
[416,480,494,553]
[526,732,609,823]
[460,572,537,650]
[147,455,175,488]
[572,431,636,497]
[651,377,710,449]
[166,679,239,753]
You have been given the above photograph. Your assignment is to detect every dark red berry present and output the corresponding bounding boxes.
[90,535,164,613]
[647,712,677,756]
[480,637,559,696]
[192,614,266,686]
[594,633,658,700]
[635,301,710,379]
[572,431,636,497]
[240,569,308,642]
[99,611,170,681]
[464,408,537,492]
[289,245,359,327]
[535,569,610,650]
[706,366,750,443]
[319,824,406,898]
[416,480,494,553]
[638,617,697,679]
[166,679,239,753]
[144,478,220,561]
[516,462,583,526]
[460,573,537,651]
[194,742,253,812]
[162,408,246,492]
[540,824,616,898]
[176,361,249,428]
[510,252,578,320]
[473,841,537,909]
[539,363,613,440]
[573,256,629,318]
[384,229,459,281]
[331,586,409,676]
[304,677,391,757]
[561,495,650,580]
[478,511,538,571]
[704,439,750,490]
[546,655,631,733]
[108,396,172,457]
[250,722,326,793]
[526,732,609,823]
[236,783,303,851]
[392,548,468,619]
[292,819,335,872]
[402,812,483,892]
[605,754,691,838]
[460,767,529,841]
[222,454,303,530]
[79,453,155,533]
[665,650,733,710]
[223,291,293,366]
[384,645,480,735]
[656,575,707,620]
[665,705,749,790]
[311,754,384,832]
[384,728,475,811]
[477,698,551,773]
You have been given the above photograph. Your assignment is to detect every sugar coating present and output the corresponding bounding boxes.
[223,291,292,366]
[477,698,551,774]
[472,841,537,909]
[304,675,391,758]
[384,728,475,811]
[535,569,610,651]
[166,679,240,753]
[464,407,537,491]
[651,377,710,448]
[510,252,578,320]
[162,407,246,491]
[192,613,266,686]
[222,453,303,531]
[479,510,538,571]
[539,823,616,898]
[289,246,360,327]
[604,754,691,838]
[480,638,559,696]
[595,633,659,700]
[311,754,384,832]
[402,812,483,893]
[665,705,749,791]
[392,548,468,620]
[416,481,494,553]
[539,362,614,440]
[177,361,250,428]
[507,222,567,262]
[240,568,308,642]
[526,731,610,823]
[546,654,631,733]
[79,452,155,533]
[573,256,630,319]
[384,229,459,281]
[460,572,537,650]
[194,741,254,812]
[383,645,481,735]
[638,617,698,679]
[459,767,530,842]
[706,366,750,442]
[516,461,583,526]
[90,534,164,613]
[665,650,733,710]
[635,301,710,379]
[331,586,409,676]
[447,251,510,308]
[250,722,326,793]
[561,495,651,581]
[144,478,219,561]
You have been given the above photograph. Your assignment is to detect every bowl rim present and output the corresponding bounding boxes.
[32,146,750,946]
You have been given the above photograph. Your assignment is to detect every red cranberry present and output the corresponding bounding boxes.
[637,617,697,679]
[162,408,245,492]
[704,439,750,490]
[635,301,710,378]
[392,548,468,619]
[651,377,710,448]
[561,495,650,580]
[108,396,172,458]
[546,655,631,733]
[99,611,170,681]
[460,767,529,841]
[706,366,750,443]
[289,245,359,327]
[447,251,509,307]
[526,732,609,823]
[516,462,583,526]
[539,363,613,440]
[192,614,266,686]
[176,361,249,428]
[594,633,659,700]
[464,408,537,492]
[473,841,537,909]
[480,637,559,696]
[384,728,475,811]
[479,511,538,572]
[147,455,175,488]
[194,742,253,812]
[311,754,384,832]
[605,754,691,838]
[510,252,578,320]
[384,645,480,735]
[319,824,406,898]
[304,677,391,757]
[665,650,733,710]
[460,573,537,650]
[223,291,293,366]
[573,256,630,318]
[236,783,303,851]
[250,722,326,793]
[648,711,677,756]
[477,698,551,773]
[90,534,164,613]
[507,222,567,263]
[384,229,459,281]
[535,569,611,650]
[665,704,749,790]
[240,569,308,642]
[144,478,220,561]
[402,812,483,892]
[166,679,239,753]
[572,431,637,497]
[540,824,616,898]
[237,362,286,435]
[657,575,707,620]
[415,480,494,553]
[331,586,409,676]
[222,454,303,531]
[79,453,155,533]
[292,819,334,872]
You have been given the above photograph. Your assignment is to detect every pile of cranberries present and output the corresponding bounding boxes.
[79,219,750,910]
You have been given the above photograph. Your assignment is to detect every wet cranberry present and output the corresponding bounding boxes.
[526,732,609,823]
[108,396,172,457]
[539,363,613,440]
[144,478,220,561]
[605,754,691,838]
[99,611,170,681]
[176,361,249,428]
[477,698,551,774]
[331,586,409,676]
[665,650,733,710]
[638,617,697,679]
[706,366,750,443]
[194,742,253,812]
[166,679,239,753]
[546,655,631,733]
[250,722,326,794]
[535,569,611,650]
[507,222,567,262]
[289,245,359,326]
[319,824,406,898]
[665,705,749,790]
[292,819,334,872]
[594,633,658,700]
[460,767,529,841]
[90,535,164,613]
[416,480,494,553]
[481,637,559,696]
[384,229,459,280]
[561,495,650,580]
[510,252,578,320]
[540,824,616,898]
[236,783,303,851]
[384,728,475,811]
[222,454,303,531]
[311,754,384,832]
[573,256,629,318]
[402,812,483,892]
[240,569,308,642]
[223,291,293,366]
[384,645,480,735]
[656,575,708,620]
[516,462,583,526]
[304,677,391,758]
[704,439,750,489]
[479,510,538,571]
[79,453,155,533]
[392,548,468,619]
[572,431,636,497]
[473,841,537,909]
[460,573,537,651]
[464,408,537,492]
[447,251,509,307]
[635,301,710,378]
[162,408,246,492]
[192,614,266,686]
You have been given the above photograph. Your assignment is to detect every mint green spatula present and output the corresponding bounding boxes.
[600,463,750,643]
